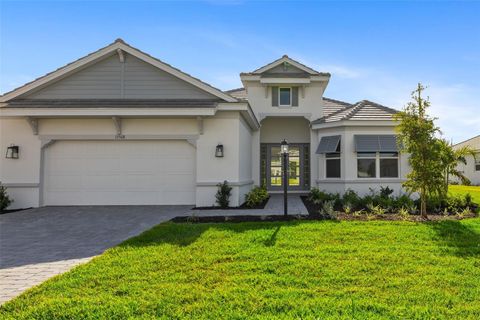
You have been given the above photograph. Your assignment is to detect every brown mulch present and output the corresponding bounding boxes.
[192,197,270,210]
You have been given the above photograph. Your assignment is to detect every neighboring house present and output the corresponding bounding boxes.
[453,135,480,186]
[0,39,408,209]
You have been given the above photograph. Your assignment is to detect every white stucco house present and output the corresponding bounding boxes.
[453,135,480,186]
[0,39,408,209]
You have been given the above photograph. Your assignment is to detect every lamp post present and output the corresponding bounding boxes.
[280,139,289,216]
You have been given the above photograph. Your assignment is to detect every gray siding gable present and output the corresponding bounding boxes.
[263,63,309,76]
[25,54,217,100]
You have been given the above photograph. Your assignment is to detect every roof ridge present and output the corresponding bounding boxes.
[315,104,355,123]
[344,101,365,120]
[360,99,399,113]
[453,134,480,146]
[323,97,352,106]
[249,55,328,75]
[225,87,245,93]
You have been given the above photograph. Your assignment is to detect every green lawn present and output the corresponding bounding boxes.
[450,185,480,204]
[2,219,480,319]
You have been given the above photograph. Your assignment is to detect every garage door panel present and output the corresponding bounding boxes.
[44,140,196,205]
[47,175,83,190]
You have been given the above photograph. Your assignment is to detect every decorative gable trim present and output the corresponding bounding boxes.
[1,39,237,103]
[249,55,329,76]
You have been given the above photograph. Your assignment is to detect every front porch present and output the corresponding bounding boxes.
[191,193,308,216]
[252,116,316,192]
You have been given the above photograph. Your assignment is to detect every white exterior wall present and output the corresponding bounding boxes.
[244,81,326,122]
[315,125,409,196]
[455,155,480,186]
[0,119,41,209]
[454,136,480,186]
[196,111,253,207]
[0,111,252,209]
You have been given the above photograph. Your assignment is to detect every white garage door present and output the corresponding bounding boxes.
[44,140,195,205]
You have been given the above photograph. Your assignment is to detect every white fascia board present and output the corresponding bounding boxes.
[259,78,311,84]
[0,107,216,117]
[0,48,116,103]
[310,75,331,82]
[216,102,260,130]
[254,57,319,75]
[240,75,262,82]
[311,120,398,130]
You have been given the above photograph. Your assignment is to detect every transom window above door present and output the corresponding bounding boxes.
[279,87,292,106]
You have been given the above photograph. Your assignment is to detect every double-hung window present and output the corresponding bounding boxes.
[357,153,376,178]
[326,151,341,178]
[279,87,292,106]
[475,153,480,171]
[357,152,399,178]
[380,152,399,177]
[316,135,342,179]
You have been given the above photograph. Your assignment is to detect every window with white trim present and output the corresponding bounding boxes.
[279,87,292,106]
[357,152,399,178]
[475,153,480,171]
[325,141,341,178]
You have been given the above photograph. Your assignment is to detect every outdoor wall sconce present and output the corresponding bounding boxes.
[5,144,19,159]
[215,144,224,158]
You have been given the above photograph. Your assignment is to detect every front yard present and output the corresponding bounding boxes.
[1,218,479,319]
[450,185,480,203]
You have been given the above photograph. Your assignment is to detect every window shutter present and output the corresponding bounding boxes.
[272,87,279,106]
[292,87,299,106]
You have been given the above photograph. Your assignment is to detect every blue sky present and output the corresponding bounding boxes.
[1,1,479,143]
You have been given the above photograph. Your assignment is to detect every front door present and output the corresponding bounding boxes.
[262,143,310,191]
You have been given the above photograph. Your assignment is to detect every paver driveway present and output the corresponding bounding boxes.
[0,205,191,304]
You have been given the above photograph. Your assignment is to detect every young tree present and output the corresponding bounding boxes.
[395,83,444,218]
[438,139,475,193]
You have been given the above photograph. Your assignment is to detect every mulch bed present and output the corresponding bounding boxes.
[192,197,269,210]
[0,208,32,215]
[300,196,478,221]
[171,214,329,224]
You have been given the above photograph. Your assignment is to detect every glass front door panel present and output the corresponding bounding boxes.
[266,144,307,190]
[288,147,300,186]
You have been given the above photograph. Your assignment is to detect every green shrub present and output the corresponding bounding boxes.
[397,207,410,220]
[215,181,232,208]
[367,203,386,215]
[308,188,340,206]
[0,182,13,211]
[342,189,361,209]
[392,194,416,212]
[320,200,336,216]
[343,202,353,215]
[380,186,394,198]
[244,186,269,208]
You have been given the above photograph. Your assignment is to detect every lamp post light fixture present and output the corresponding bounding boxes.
[5,144,19,159]
[280,139,289,216]
[215,144,224,158]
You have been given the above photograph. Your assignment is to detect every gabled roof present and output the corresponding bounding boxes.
[1,39,237,103]
[312,100,398,124]
[240,55,330,76]
[225,87,248,101]
[453,134,480,148]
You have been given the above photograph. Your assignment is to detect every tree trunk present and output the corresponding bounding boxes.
[420,188,427,219]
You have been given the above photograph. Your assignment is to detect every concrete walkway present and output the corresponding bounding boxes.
[191,193,308,216]
[0,195,307,304]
